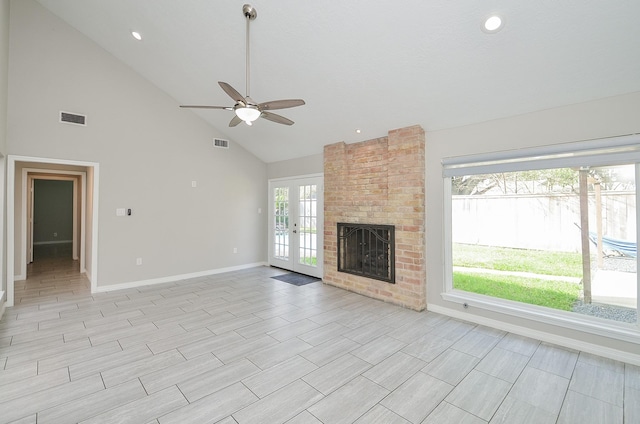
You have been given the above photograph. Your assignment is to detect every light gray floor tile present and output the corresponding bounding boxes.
[178,330,244,360]
[140,353,223,394]
[0,367,69,403]
[626,363,640,389]
[242,355,318,398]
[303,353,371,395]
[308,376,389,424]
[37,379,147,424]
[158,382,257,424]
[475,347,529,383]
[557,390,623,424]
[445,370,511,421]
[233,380,323,424]
[213,335,279,364]
[381,372,453,423]
[490,396,557,424]
[299,336,361,367]
[265,318,320,341]
[451,330,500,358]
[297,322,352,346]
[508,366,569,415]
[423,401,487,424]
[6,415,36,424]
[246,337,313,369]
[5,337,90,369]
[117,323,187,349]
[146,327,213,354]
[101,349,186,387]
[363,351,428,391]
[79,385,188,424]
[0,375,104,423]
[69,344,153,380]
[528,343,578,378]
[178,358,260,402]
[351,335,406,365]
[353,405,410,424]
[568,360,624,406]
[402,334,453,362]
[285,410,323,424]
[625,386,640,424]
[0,361,38,387]
[577,351,625,373]
[421,348,480,386]
[2,265,636,424]
[37,340,122,374]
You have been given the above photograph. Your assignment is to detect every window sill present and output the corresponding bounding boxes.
[442,289,640,344]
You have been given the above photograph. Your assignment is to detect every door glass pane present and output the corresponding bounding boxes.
[274,187,289,260]
[452,164,637,324]
[299,184,317,267]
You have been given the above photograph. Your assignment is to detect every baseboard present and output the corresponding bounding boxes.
[14,273,25,281]
[93,262,268,293]
[427,303,640,366]
[33,240,73,245]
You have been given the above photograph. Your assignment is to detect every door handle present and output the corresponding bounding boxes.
[293,230,297,233]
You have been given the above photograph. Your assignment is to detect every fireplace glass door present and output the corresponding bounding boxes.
[269,176,323,278]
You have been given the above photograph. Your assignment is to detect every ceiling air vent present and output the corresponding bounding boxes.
[213,138,229,149]
[60,111,87,126]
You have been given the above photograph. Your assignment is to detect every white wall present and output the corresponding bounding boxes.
[426,91,640,358]
[0,0,9,299]
[267,153,323,180]
[7,0,268,288]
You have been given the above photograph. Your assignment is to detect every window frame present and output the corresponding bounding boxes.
[441,134,640,344]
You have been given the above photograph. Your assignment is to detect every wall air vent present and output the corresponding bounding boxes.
[59,111,87,126]
[213,138,230,149]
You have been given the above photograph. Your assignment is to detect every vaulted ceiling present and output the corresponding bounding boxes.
[35,0,640,163]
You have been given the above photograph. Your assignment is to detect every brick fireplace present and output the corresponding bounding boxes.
[323,125,426,310]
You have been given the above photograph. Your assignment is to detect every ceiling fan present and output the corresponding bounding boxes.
[180,4,305,127]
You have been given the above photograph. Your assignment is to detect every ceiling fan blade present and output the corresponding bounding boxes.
[229,115,243,127]
[219,81,245,103]
[180,105,232,110]
[258,99,305,111]
[261,111,294,126]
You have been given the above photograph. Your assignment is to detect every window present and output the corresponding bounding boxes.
[443,135,640,340]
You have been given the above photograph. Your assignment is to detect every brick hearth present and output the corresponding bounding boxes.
[323,125,426,310]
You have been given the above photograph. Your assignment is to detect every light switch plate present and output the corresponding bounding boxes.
[116,208,126,216]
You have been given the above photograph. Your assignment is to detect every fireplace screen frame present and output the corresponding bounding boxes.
[337,223,395,284]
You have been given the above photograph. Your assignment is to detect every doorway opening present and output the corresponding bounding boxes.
[6,156,100,307]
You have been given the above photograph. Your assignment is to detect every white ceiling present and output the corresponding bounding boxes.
[35,0,640,163]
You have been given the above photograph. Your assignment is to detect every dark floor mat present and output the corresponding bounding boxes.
[271,272,321,286]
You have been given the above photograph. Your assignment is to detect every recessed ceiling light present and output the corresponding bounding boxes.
[355,129,361,134]
[482,15,504,34]
[131,31,142,41]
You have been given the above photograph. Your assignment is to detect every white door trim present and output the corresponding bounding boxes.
[7,155,100,307]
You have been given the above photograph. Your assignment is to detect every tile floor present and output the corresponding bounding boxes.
[0,254,639,424]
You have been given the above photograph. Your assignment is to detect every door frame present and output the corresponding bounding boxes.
[24,170,85,272]
[6,155,100,307]
[268,174,324,278]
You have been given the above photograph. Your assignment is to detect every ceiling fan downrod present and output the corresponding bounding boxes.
[243,4,257,99]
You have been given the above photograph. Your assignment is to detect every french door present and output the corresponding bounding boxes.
[269,176,323,278]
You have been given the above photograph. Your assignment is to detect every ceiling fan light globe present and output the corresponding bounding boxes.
[235,106,261,122]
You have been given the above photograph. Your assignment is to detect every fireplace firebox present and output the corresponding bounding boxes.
[337,223,395,283]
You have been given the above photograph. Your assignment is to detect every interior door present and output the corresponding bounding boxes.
[269,176,323,278]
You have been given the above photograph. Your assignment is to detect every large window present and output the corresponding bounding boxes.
[443,136,640,338]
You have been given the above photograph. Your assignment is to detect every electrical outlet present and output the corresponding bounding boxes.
[233,248,238,254]
[53,232,57,237]
[136,258,143,266]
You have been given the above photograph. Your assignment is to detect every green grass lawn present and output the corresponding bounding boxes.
[453,243,583,310]
[453,243,583,278]
[453,272,581,311]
